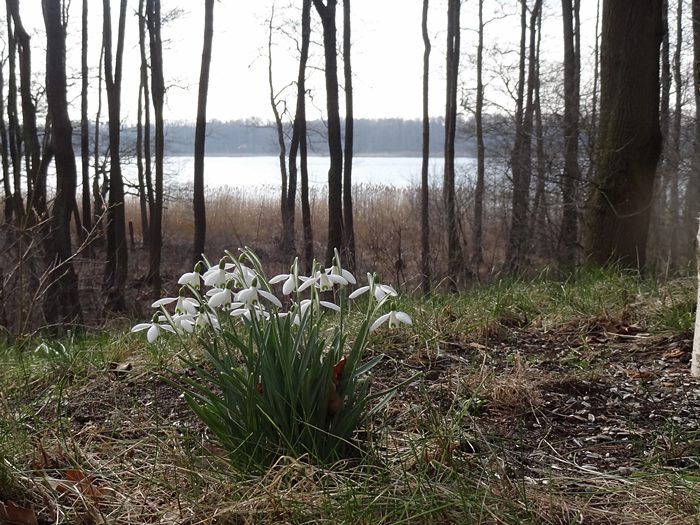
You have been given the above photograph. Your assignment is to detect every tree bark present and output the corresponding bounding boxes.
[506,0,541,273]
[5,7,23,222]
[102,0,129,311]
[444,0,464,284]
[291,0,313,272]
[138,0,153,246]
[267,6,290,258]
[585,0,662,270]
[193,0,213,265]
[7,0,43,218]
[80,0,91,240]
[668,0,682,266]
[688,0,700,256]
[42,0,82,328]
[146,0,164,295]
[0,51,12,223]
[420,0,431,293]
[312,0,345,266]
[342,0,355,270]
[472,0,484,270]
[560,0,580,271]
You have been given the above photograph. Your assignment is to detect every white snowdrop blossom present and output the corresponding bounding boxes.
[172,313,196,333]
[270,273,300,295]
[369,311,412,332]
[235,278,283,308]
[132,315,176,343]
[152,295,198,315]
[207,287,233,309]
[349,273,398,302]
[203,260,235,287]
[178,271,201,289]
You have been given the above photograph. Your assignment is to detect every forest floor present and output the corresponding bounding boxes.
[1,270,700,524]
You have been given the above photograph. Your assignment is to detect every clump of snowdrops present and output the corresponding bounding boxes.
[132,248,412,469]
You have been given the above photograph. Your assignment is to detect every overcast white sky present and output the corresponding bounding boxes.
[15,0,601,124]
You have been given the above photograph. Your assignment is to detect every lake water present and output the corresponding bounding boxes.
[123,156,476,194]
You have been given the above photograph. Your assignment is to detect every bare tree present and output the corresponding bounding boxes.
[420,0,431,293]
[80,0,91,239]
[312,0,345,265]
[146,0,164,294]
[102,0,129,310]
[471,0,485,270]
[193,0,214,265]
[560,0,580,271]
[289,0,313,270]
[505,0,541,273]
[444,0,464,284]
[586,0,662,269]
[342,0,355,270]
[42,0,82,328]
[687,0,700,255]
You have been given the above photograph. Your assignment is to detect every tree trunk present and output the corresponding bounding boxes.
[420,0,431,293]
[506,0,541,273]
[687,0,700,257]
[267,6,290,257]
[146,0,164,295]
[472,0,484,270]
[5,7,23,222]
[289,0,313,266]
[102,0,129,311]
[193,0,213,265]
[312,0,344,266]
[668,0,682,266]
[444,0,464,284]
[42,0,82,328]
[560,0,581,271]
[93,44,104,240]
[0,51,12,223]
[80,0,91,240]
[585,0,662,270]
[7,0,43,218]
[138,0,153,246]
[342,0,355,271]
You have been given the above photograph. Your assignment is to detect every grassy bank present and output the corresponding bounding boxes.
[1,269,698,524]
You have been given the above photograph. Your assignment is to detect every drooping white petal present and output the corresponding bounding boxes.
[349,285,370,299]
[208,289,232,309]
[341,269,356,284]
[152,297,177,308]
[297,276,316,293]
[370,313,391,332]
[394,311,412,325]
[269,274,289,284]
[236,287,258,304]
[319,300,341,312]
[259,289,282,308]
[147,324,160,343]
[131,323,151,333]
[178,272,200,287]
[282,275,296,295]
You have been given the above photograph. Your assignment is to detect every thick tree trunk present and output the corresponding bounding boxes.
[103,0,129,311]
[585,0,662,270]
[146,0,164,295]
[313,0,344,266]
[193,0,213,265]
[560,0,581,271]
[692,221,700,377]
[420,0,431,293]
[42,0,82,328]
[687,0,700,257]
[5,8,23,222]
[444,0,464,284]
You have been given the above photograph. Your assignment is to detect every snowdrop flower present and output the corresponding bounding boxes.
[207,285,233,309]
[178,262,203,289]
[292,298,341,325]
[270,272,301,295]
[328,248,356,285]
[132,314,176,343]
[230,303,270,321]
[203,259,235,287]
[235,277,283,308]
[349,273,398,302]
[152,293,198,315]
[369,311,412,332]
[172,313,196,334]
[307,269,348,292]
